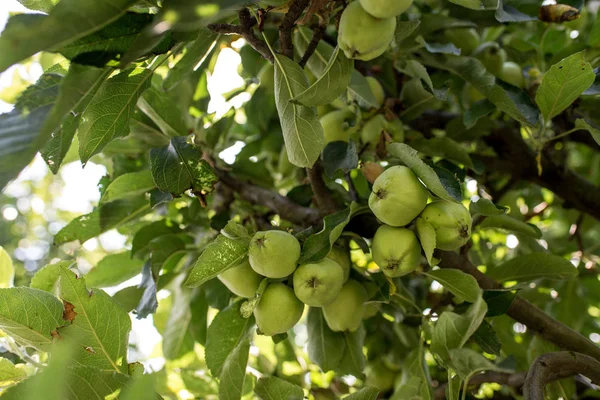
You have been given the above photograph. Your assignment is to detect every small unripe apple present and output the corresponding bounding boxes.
[371,225,421,277]
[338,2,396,61]
[475,43,507,76]
[360,0,412,18]
[293,258,345,306]
[419,200,472,250]
[368,166,429,227]
[360,114,388,148]
[365,359,397,391]
[218,260,263,298]
[320,108,356,144]
[249,230,300,278]
[254,282,304,336]
[326,245,351,281]
[322,279,367,332]
[444,28,480,55]
[366,76,385,107]
[499,61,523,88]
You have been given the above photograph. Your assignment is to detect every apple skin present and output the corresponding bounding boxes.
[326,246,351,282]
[499,61,523,88]
[249,230,301,278]
[293,258,345,307]
[368,166,429,227]
[366,76,385,107]
[475,43,507,76]
[338,2,396,61]
[360,0,412,18]
[320,108,357,144]
[360,114,388,148]
[444,28,480,55]
[218,260,264,298]
[371,225,421,277]
[419,200,472,250]
[365,359,397,392]
[322,279,368,332]
[254,282,304,336]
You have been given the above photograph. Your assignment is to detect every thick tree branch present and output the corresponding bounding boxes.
[434,371,526,400]
[523,351,600,400]
[208,9,274,63]
[279,0,310,58]
[215,169,320,226]
[438,251,600,362]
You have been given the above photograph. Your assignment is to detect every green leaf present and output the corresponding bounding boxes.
[479,214,542,238]
[574,118,600,146]
[205,300,255,376]
[273,54,325,168]
[388,143,460,202]
[0,0,137,72]
[416,218,436,266]
[218,338,250,400]
[163,286,195,360]
[395,20,421,42]
[54,197,150,245]
[164,30,218,90]
[101,170,156,203]
[536,51,595,121]
[254,376,304,400]
[449,348,508,380]
[57,267,131,373]
[0,246,14,288]
[411,137,474,168]
[292,46,353,107]
[345,387,380,400]
[416,36,461,55]
[30,261,73,294]
[472,320,502,356]
[85,252,144,288]
[120,373,157,400]
[424,269,481,303]
[391,347,432,400]
[78,68,152,163]
[487,252,578,282]
[469,197,507,217]
[131,220,181,258]
[185,233,249,288]
[483,290,516,317]
[138,85,188,137]
[336,327,366,377]
[150,136,218,197]
[431,295,488,361]
[0,358,26,386]
[0,287,63,351]
[16,0,58,13]
[0,73,61,190]
[299,203,368,264]
[464,99,495,128]
[322,141,359,178]
[306,308,345,372]
[449,0,498,10]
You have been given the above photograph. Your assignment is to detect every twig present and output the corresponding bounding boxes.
[345,171,359,202]
[434,371,526,400]
[307,160,339,215]
[523,351,600,400]
[299,23,326,68]
[279,0,311,58]
[208,9,274,63]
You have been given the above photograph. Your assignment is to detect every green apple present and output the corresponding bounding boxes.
[320,108,357,143]
[444,28,480,55]
[368,166,429,226]
[371,225,421,277]
[322,279,368,332]
[293,259,345,306]
[419,200,472,250]
[499,61,523,88]
[366,76,385,107]
[249,230,301,278]
[326,245,351,281]
[254,282,304,336]
[218,260,263,298]
[365,359,397,391]
[474,43,507,76]
[338,2,396,61]
[462,83,485,104]
[360,114,388,148]
[359,0,412,18]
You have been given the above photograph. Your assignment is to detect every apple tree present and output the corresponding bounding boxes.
[1,0,600,399]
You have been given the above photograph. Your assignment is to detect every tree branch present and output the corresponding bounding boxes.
[215,169,320,226]
[438,251,600,362]
[299,23,325,68]
[523,351,600,400]
[434,371,526,400]
[279,0,310,58]
[307,160,339,215]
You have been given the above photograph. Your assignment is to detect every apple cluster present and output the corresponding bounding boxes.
[369,166,472,277]
[338,0,413,61]
[218,230,367,336]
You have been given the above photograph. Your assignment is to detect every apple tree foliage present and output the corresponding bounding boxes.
[1,0,600,399]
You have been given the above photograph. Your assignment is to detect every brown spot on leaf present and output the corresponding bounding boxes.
[84,346,96,354]
[62,301,77,323]
[51,330,61,340]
